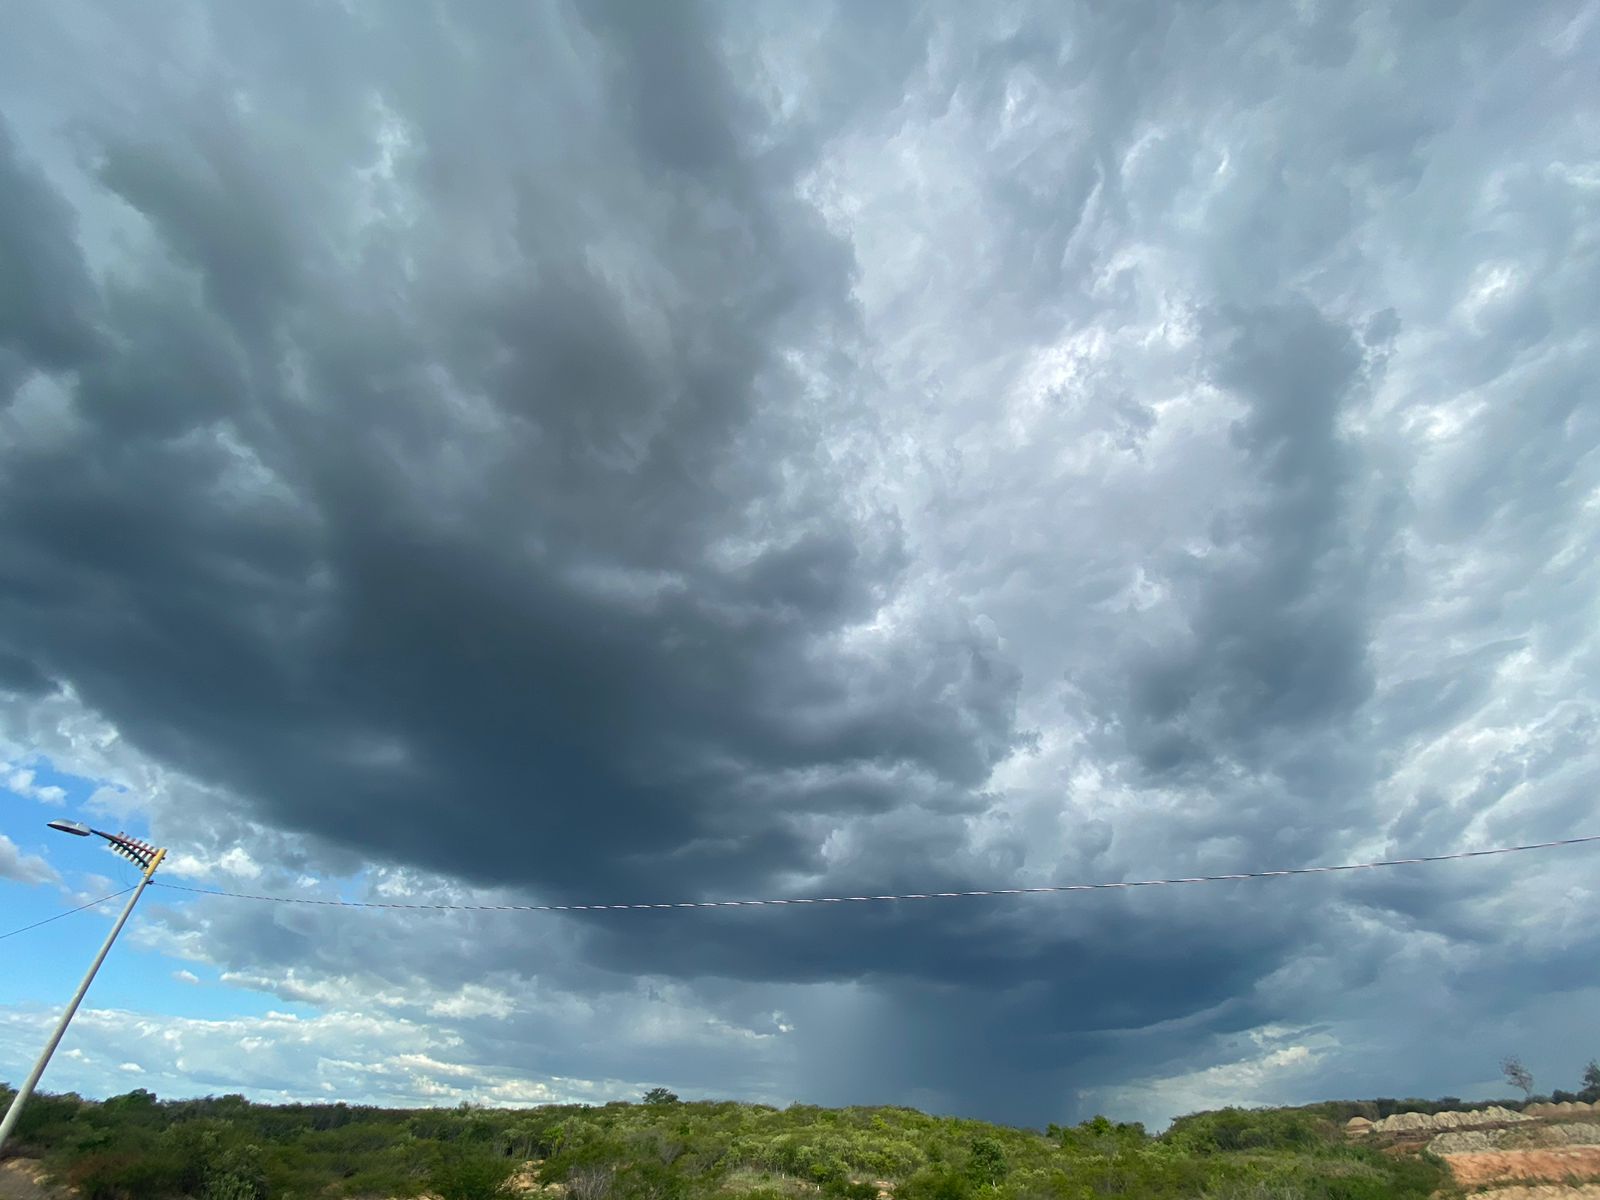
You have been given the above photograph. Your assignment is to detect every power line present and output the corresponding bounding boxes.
[148,834,1600,916]
[0,886,137,942]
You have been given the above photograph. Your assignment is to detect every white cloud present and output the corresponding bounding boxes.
[1089,1032,1334,1129]
[427,985,515,1021]
[0,832,59,886]
[0,1004,653,1109]
[2,763,67,805]
[216,847,263,881]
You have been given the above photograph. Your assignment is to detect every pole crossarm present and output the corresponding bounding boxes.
[101,832,163,876]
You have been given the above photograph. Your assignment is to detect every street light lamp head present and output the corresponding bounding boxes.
[46,819,93,837]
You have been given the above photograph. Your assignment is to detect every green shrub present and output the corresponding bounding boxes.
[1164,1108,1331,1153]
[898,1163,973,1200]
[429,1144,516,1200]
[965,1136,1007,1185]
[202,1142,267,1200]
[68,1150,188,1200]
[1048,1116,1148,1158]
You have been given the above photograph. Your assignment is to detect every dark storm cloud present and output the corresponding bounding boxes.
[1114,302,1376,778]
[0,651,53,697]
[0,123,100,371]
[0,2,1016,904]
[3,0,1599,1127]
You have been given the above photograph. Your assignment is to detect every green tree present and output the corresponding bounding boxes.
[900,1164,972,1200]
[964,1136,1006,1186]
[643,1088,681,1106]
[1574,1068,1600,1107]
[104,1088,158,1110]
[203,1142,268,1200]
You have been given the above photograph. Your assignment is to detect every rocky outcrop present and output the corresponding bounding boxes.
[1433,1124,1600,1156]
[1525,1101,1600,1117]
[1344,1116,1374,1136]
[1370,1105,1531,1134]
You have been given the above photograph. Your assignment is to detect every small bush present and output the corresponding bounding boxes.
[203,1142,267,1200]
[429,1145,516,1200]
[898,1163,974,1200]
[567,1165,617,1200]
[68,1150,188,1200]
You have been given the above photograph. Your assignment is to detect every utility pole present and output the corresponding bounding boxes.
[0,822,166,1157]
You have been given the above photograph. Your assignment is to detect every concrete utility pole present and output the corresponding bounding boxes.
[0,822,167,1157]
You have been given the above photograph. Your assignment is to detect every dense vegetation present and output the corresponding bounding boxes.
[0,1085,1453,1200]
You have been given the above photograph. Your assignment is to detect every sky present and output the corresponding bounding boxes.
[1,0,1598,1132]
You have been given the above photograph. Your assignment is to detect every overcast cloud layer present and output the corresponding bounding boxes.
[2,0,1599,1128]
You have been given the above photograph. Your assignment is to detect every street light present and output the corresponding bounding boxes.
[0,823,167,1156]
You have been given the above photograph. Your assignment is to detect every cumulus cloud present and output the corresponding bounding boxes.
[0,833,59,886]
[0,1004,642,1108]
[0,0,1598,1126]
[1091,1028,1335,1129]
[3,762,67,805]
